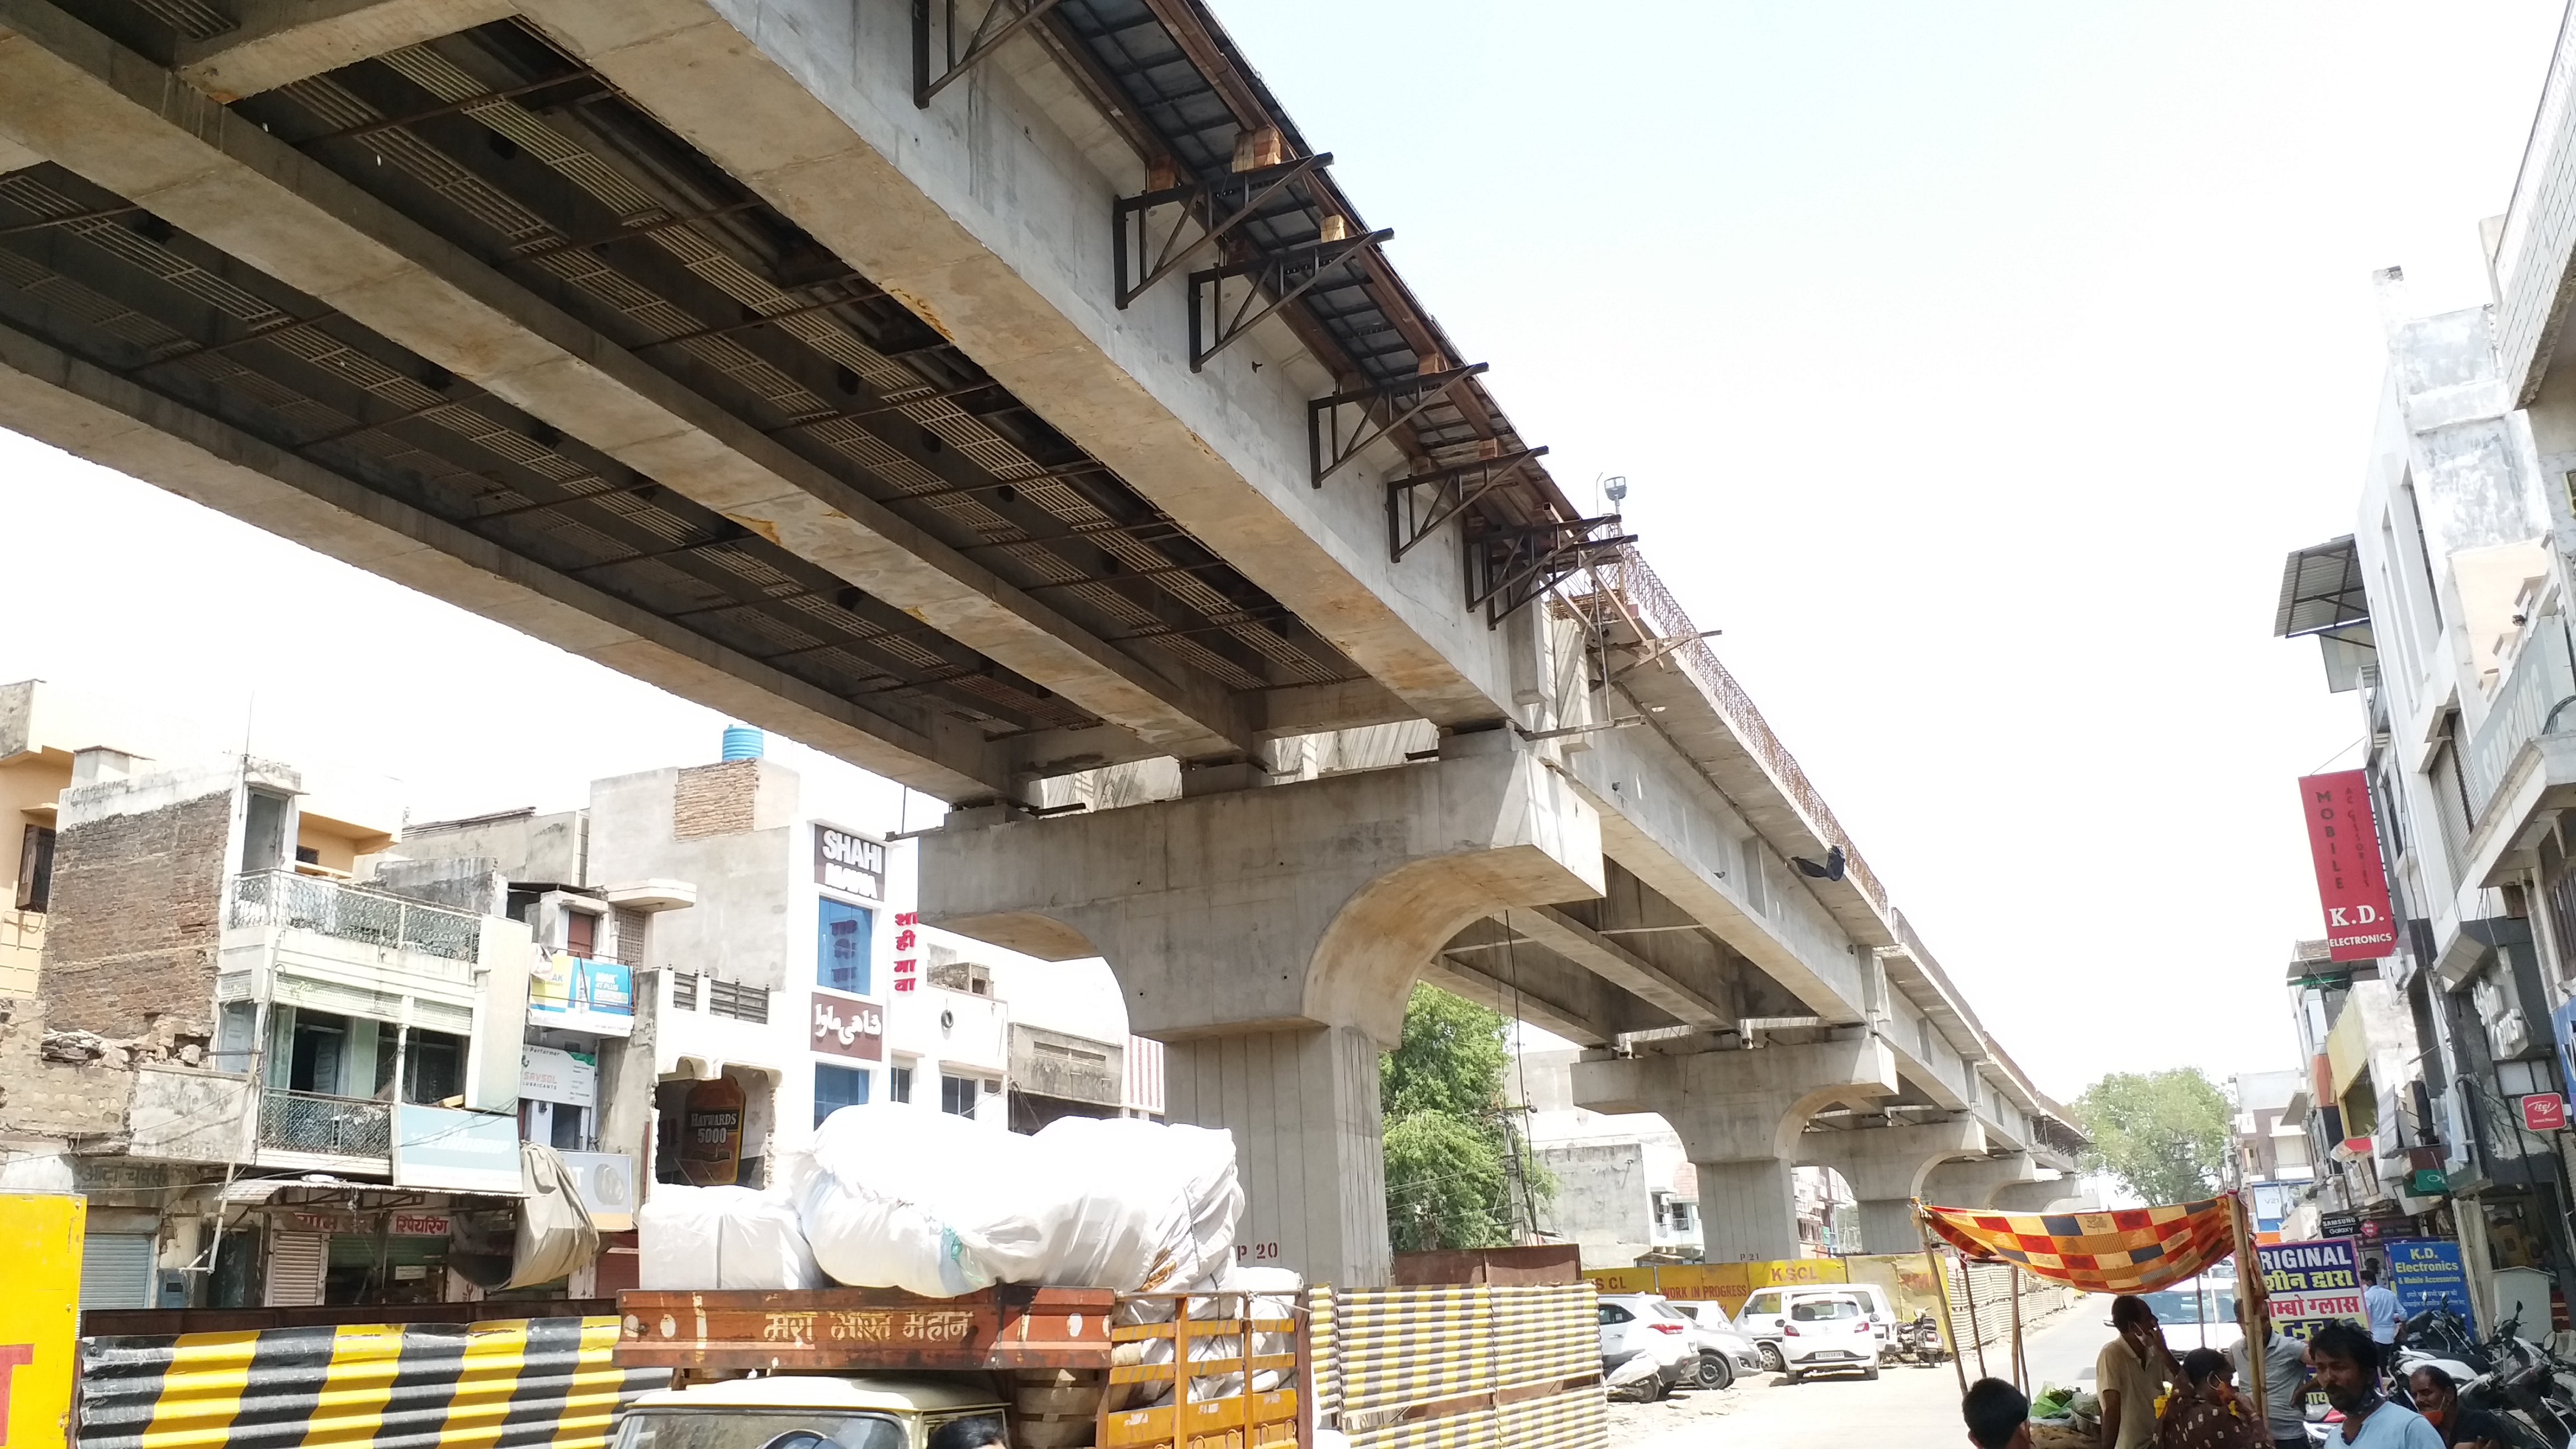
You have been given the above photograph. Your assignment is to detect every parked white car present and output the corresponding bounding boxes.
[1595,1293,1698,1396]
[1777,1292,1882,1382]
[1735,1282,1897,1371]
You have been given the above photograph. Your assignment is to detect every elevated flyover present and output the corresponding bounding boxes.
[0,0,2080,1280]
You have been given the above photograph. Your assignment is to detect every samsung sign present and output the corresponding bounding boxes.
[815,824,885,901]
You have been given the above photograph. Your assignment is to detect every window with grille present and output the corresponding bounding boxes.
[709,978,769,1023]
[614,908,648,967]
[672,972,698,1010]
[941,1075,979,1117]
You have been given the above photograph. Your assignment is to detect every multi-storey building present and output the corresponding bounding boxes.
[2272,119,2576,1310]
[395,729,1163,1204]
[0,679,652,1310]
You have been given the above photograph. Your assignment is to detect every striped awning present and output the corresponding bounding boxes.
[1919,1197,2239,1295]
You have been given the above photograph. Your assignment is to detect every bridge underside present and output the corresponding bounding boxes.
[0,0,2078,1284]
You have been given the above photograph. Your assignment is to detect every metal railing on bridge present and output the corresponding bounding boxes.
[1566,546,1887,917]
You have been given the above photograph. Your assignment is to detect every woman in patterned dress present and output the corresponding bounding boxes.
[2158,1347,2270,1449]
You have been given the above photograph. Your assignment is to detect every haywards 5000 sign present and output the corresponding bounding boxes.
[2297,771,2398,963]
[2258,1238,2364,1339]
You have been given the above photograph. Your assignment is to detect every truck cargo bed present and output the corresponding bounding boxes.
[615,1287,1116,1371]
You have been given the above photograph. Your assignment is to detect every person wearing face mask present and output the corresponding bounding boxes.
[2405,1366,2502,1449]
[2099,1295,2187,1449]
[2307,1322,2439,1447]
[2153,1347,2269,1449]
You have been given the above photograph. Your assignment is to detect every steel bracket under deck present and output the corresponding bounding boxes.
[1308,362,1489,489]
[913,0,1067,107]
[1114,154,1333,309]
[1187,229,1392,372]
[1469,515,1636,628]
[1386,447,1549,564]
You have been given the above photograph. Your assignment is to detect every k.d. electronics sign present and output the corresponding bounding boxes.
[2296,771,2398,962]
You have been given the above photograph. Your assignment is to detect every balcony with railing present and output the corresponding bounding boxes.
[258,1086,392,1164]
[226,861,486,984]
[2464,623,2576,821]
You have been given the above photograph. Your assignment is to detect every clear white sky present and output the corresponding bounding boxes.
[0,2,2561,1102]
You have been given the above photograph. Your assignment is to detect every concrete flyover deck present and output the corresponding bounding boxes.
[0,0,2082,1282]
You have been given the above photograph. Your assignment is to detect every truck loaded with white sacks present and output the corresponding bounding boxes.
[608,1105,1606,1449]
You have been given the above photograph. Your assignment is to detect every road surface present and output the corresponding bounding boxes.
[1611,1295,2122,1447]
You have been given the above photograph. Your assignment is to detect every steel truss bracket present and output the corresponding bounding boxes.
[1187,229,1393,372]
[1308,363,1490,489]
[1467,515,1637,629]
[1114,154,1333,309]
[913,0,1067,107]
[1386,447,1549,563]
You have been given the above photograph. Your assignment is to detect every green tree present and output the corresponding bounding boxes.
[2070,1069,2233,1206]
[1380,985,1554,1252]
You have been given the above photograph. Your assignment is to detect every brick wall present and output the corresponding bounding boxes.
[673,760,759,840]
[0,996,136,1138]
[39,789,230,1041]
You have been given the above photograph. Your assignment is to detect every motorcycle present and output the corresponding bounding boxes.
[1606,1351,1666,1403]
[1891,1311,1949,1368]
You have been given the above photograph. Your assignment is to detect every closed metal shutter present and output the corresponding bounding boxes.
[264,1231,326,1306]
[79,1232,156,1309]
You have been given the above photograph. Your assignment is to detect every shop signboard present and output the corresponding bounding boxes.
[559,1152,637,1230]
[810,989,885,1062]
[519,1045,598,1108]
[2255,1238,2364,1340]
[268,1209,452,1238]
[815,824,885,901]
[527,951,634,1036]
[2296,771,2399,962]
[2383,1238,2475,1332]
[393,1105,524,1195]
[0,1192,81,1449]
[2522,1093,2567,1133]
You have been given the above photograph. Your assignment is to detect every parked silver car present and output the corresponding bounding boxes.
[1668,1300,1765,1389]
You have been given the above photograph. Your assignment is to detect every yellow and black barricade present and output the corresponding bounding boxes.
[79,1316,669,1449]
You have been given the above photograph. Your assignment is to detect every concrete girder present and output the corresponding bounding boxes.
[1423,920,1643,1049]
[1921,1152,2042,1211]
[918,736,1605,1285]
[0,316,1010,797]
[1992,1177,2095,1214]
[1513,905,1730,1029]
[174,0,519,101]
[1804,1116,1986,1253]
[504,0,1523,730]
[0,1,1267,776]
[1573,1035,1898,1262]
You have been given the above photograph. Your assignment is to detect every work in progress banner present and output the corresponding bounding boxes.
[2255,1238,2364,1339]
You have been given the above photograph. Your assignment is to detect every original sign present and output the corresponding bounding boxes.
[815,825,885,901]
[2522,1093,2567,1133]
[2296,771,2399,962]
[2256,1238,2363,1340]
[811,990,885,1062]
